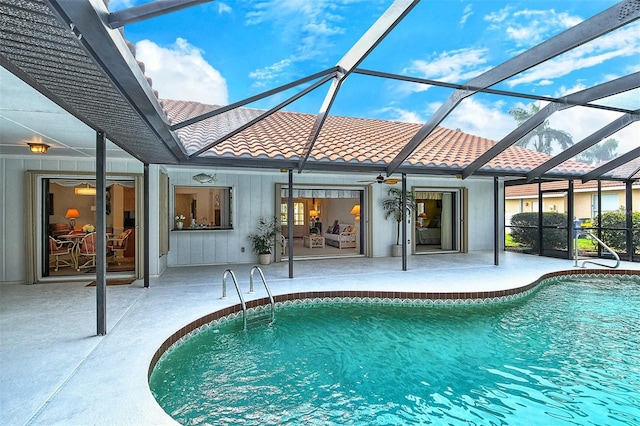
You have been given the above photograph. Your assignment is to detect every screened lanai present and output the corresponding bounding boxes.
[1,1,639,285]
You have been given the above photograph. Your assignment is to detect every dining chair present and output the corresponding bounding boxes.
[77,232,97,271]
[48,236,73,271]
[107,229,131,265]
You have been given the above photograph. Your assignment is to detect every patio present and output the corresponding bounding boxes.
[2,251,639,425]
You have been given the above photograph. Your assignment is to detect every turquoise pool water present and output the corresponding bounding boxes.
[150,276,640,425]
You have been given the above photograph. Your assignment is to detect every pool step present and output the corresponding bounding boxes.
[246,311,274,329]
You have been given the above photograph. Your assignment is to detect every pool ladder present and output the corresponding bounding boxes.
[221,266,275,330]
[573,231,620,269]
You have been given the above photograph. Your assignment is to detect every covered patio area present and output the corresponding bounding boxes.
[2,251,639,425]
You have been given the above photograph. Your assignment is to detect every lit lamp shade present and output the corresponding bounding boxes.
[309,209,319,218]
[350,204,360,221]
[65,208,80,230]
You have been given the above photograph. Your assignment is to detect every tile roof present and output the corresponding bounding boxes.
[161,99,596,176]
[505,180,640,197]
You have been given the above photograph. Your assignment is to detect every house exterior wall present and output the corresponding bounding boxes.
[506,187,639,221]
[1,155,499,284]
[0,155,146,284]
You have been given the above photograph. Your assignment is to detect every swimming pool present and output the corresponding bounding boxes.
[150,275,640,425]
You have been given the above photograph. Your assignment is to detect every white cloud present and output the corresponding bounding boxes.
[547,108,639,154]
[460,4,473,26]
[486,7,581,48]
[484,6,511,24]
[217,2,232,14]
[507,23,640,87]
[443,98,516,141]
[249,59,293,87]
[244,0,358,85]
[404,48,491,87]
[376,107,424,124]
[135,38,228,105]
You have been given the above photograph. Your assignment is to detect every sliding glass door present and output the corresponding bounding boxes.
[414,188,462,254]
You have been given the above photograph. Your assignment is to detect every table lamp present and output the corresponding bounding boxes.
[65,208,80,230]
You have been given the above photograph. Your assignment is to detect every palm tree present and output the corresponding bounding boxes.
[382,187,416,245]
[509,103,573,154]
[577,138,619,164]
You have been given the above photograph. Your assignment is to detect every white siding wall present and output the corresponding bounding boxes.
[1,154,500,284]
[0,155,144,284]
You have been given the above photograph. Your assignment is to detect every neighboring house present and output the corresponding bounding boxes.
[505,177,640,225]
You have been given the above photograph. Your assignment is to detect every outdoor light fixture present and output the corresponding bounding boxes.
[28,143,49,154]
[192,173,216,184]
[65,208,80,230]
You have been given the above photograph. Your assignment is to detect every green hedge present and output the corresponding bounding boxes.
[597,209,640,253]
[510,212,568,251]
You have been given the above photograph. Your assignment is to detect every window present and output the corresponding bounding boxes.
[592,193,619,217]
[174,186,232,229]
[281,202,305,225]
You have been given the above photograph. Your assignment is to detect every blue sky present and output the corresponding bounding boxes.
[113,0,639,154]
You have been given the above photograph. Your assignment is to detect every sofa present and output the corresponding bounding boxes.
[324,223,357,249]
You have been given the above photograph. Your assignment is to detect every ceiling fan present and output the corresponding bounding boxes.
[358,174,401,185]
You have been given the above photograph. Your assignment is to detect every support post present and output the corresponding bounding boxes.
[494,177,499,266]
[537,181,543,256]
[96,131,107,335]
[401,173,407,271]
[144,163,150,288]
[567,180,575,260]
[288,169,294,279]
[625,180,633,262]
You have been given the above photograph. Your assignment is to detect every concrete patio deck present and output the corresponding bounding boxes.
[2,251,638,425]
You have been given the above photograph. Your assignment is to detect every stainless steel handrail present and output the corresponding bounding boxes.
[250,266,275,325]
[221,269,247,330]
[574,231,620,269]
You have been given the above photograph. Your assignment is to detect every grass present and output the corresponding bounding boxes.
[505,234,597,251]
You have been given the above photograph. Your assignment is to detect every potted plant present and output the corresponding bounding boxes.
[248,216,281,265]
[382,187,416,257]
[175,215,185,230]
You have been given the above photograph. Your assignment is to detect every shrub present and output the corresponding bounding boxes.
[510,212,568,251]
[596,209,640,253]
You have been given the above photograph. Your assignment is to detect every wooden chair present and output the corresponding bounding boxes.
[107,229,131,265]
[48,236,73,271]
[77,232,97,270]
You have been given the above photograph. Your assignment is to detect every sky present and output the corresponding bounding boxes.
[112,0,639,156]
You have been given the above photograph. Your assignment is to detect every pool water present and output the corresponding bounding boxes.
[150,277,640,425]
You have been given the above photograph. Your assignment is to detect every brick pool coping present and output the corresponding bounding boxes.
[148,269,639,378]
